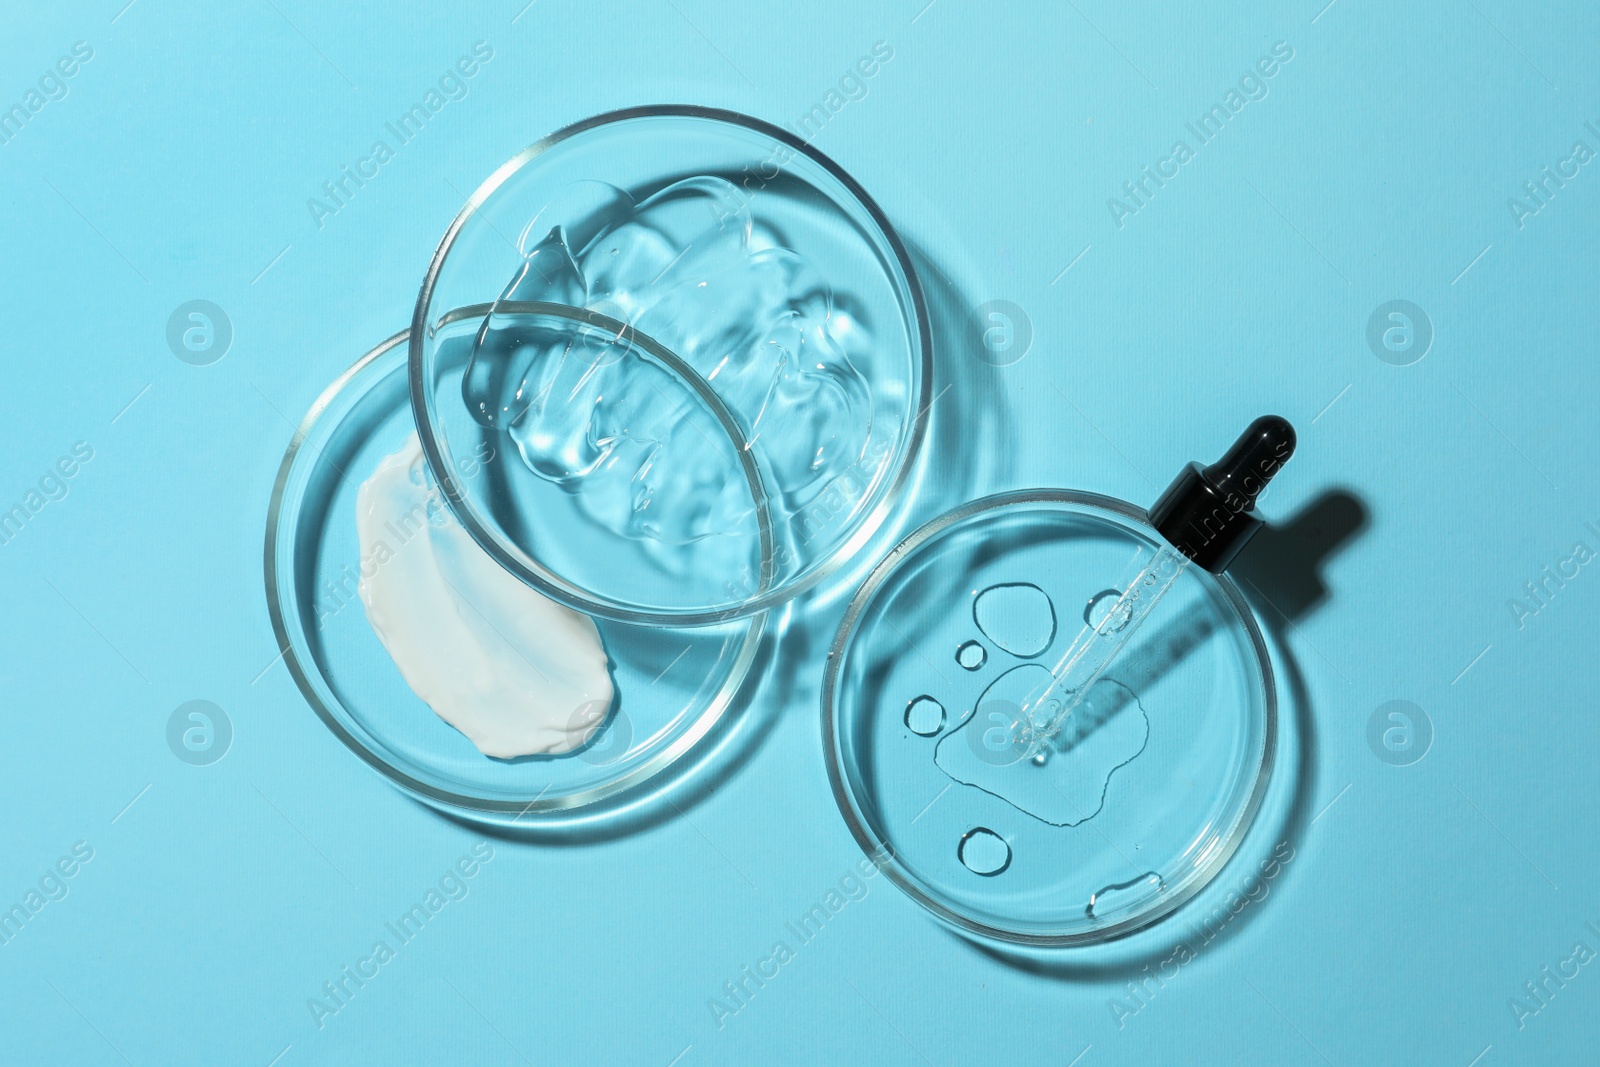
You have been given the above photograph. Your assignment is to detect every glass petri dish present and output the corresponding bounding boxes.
[823,490,1276,945]
[265,315,766,825]
[410,105,931,625]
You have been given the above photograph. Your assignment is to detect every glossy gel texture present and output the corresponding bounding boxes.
[461,177,875,556]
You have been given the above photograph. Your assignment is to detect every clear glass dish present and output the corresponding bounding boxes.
[823,490,1276,945]
[264,316,765,826]
[409,105,931,625]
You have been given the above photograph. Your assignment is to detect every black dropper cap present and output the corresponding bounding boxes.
[1148,416,1297,573]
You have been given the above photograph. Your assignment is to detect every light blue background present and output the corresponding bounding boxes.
[2,1,1597,1064]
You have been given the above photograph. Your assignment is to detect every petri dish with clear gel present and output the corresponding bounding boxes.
[265,316,767,826]
[410,106,931,625]
[823,490,1276,945]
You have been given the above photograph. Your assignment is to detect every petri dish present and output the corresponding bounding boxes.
[264,315,766,826]
[410,105,931,625]
[823,490,1276,945]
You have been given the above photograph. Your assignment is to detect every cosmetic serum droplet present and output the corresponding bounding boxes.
[956,640,987,671]
[1085,871,1164,919]
[973,582,1056,658]
[904,696,945,737]
[958,827,1012,876]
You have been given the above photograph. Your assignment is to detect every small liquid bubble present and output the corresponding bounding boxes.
[1084,588,1133,633]
[1085,872,1164,919]
[956,641,987,671]
[957,827,1012,876]
[904,696,945,737]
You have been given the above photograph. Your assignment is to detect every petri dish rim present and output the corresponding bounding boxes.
[408,104,934,627]
[821,488,1278,947]
[264,313,767,821]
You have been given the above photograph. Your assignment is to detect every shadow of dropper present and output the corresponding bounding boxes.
[1230,488,1370,624]
[1054,487,1371,757]
[956,483,1371,978]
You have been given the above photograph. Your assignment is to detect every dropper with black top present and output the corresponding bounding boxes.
[1150,414,1297,572]
[1021,417,1297,756]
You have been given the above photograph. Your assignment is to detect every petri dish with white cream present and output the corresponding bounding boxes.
[265,323,767,825]
[265,108,930,826]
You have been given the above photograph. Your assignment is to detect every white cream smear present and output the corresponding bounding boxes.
[355,433,615,759]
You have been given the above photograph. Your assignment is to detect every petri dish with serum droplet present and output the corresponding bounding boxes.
[822,490,1276,945]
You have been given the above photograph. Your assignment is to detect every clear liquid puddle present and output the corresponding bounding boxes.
[1086,872,1165,919]
[934,665,1149,827]
[956,640,987,670]
[957,827,1012,876]
[904,696,945,736]
[972,582,1056,658]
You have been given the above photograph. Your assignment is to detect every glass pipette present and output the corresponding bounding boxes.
[1016,416,1297,760]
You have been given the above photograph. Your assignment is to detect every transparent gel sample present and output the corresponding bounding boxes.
[824,491,1274,945]
[465,298,761,552]
[411,109,929,623]
[462,178,875,564]
[424,305,773,618]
